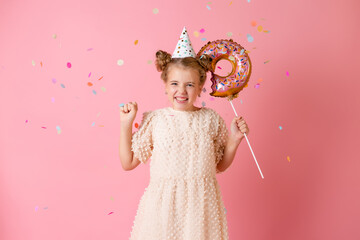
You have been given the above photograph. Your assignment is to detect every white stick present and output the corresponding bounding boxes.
[229,100,264,179]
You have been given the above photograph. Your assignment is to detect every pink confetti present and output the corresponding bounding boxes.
[88,72,91,77]
[217,66,222,69]
[254,83,260,88]
[67,62,72,68]
[108,212,114,215]
[286,71,289,76]
[41,126,47,129]
[25,120,28,123]
[200,28,205,33]
[87,48,93,51]
[52,78,57,84]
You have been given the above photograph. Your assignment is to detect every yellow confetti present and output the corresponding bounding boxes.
[229,1,233,5]
[245,50,250,53]
[32,60,35,66]
[134,40,138,45]
[287,156,291,162]
[153,8,159,14]
[193,31,200,37]
[257,25,263,32]
[226,32,233,37]
[52,34,57,39]
[147,60,152,64]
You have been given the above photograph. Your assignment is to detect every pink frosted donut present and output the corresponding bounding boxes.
[197,39,252,99]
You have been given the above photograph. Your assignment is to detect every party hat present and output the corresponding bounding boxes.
[172,26,196,58]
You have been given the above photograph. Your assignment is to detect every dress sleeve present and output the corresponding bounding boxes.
[214,114,229,173]
[131,111,155,164]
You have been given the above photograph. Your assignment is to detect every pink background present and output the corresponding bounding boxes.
[1,0,359,239]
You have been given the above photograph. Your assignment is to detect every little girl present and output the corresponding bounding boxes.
[119,27,249,240]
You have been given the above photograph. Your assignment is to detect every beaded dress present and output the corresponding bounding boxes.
[129,107,229,240]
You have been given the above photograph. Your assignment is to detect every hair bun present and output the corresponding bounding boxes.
[155,50,172,72]
[197,54,213,72]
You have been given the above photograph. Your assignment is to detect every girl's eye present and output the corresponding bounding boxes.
[188,84,193,87]
[171,83,177,85]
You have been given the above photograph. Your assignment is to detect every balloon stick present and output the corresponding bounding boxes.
[229,99,264,179]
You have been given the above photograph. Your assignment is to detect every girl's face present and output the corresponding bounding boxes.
[165,65,204,111]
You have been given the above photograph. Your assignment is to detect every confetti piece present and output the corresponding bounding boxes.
[119,103,124,107]
[101,86,106,92]
[286,71,289,76]
[87,82,93,86]
[147,60,152,64]
[229,1,232,5]
[153,8,159,14]
[92,90,97,95]
[217,66,222,70]
[110,197,114,201]
[193,31,200,37]
[240,99,243,104]
[251,20,257,26]
[257,25,263,32]
[264,60,270,64]
[279,126,282,130]
[134,40,139,45]
[210,97,215,101]
[229,56,235,61]
[200,28,205,33]
[51,97,55,103]
[207,1,212,4]
[56,126,61,134]
[117,59,124,66]
[202,101,206,107]
[135,123,139,128]
[254,83,260,88]
[247,0,251,2]
[247,34,254,42]
[201,38,207,41]
[40,61,43,67]
[41,126,47,129]
[35,206,39,211]
[240,49,245,55]
[67,62,71,68]
[206,5,211,10]
[32,60,35,66]
[88,72,91,77]
[108,212,114,215]
[226,32,233,37]
[87,48,93,51]
[52,34,57,39]
[91,122,95,126]
[60,83,65,88]
[98,76,103,81]
[52,78,56,84]
[263,30,271,33]
[287,156,290,162]
[25,120,28,123]
[257,78,263,82]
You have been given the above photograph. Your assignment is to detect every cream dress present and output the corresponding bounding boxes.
[129,107,229,240]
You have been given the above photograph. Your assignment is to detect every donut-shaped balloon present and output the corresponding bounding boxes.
[197,39,252,100]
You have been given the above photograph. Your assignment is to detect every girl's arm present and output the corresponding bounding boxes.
[119,121,141,171]
[216,136,242,173]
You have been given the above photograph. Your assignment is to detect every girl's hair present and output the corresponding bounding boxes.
[155,50,213,85]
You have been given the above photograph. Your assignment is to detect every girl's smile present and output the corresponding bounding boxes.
[165,66,204,111]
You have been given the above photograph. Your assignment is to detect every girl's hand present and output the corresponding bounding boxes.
[230,116,249,140]
[120,102,138,124]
